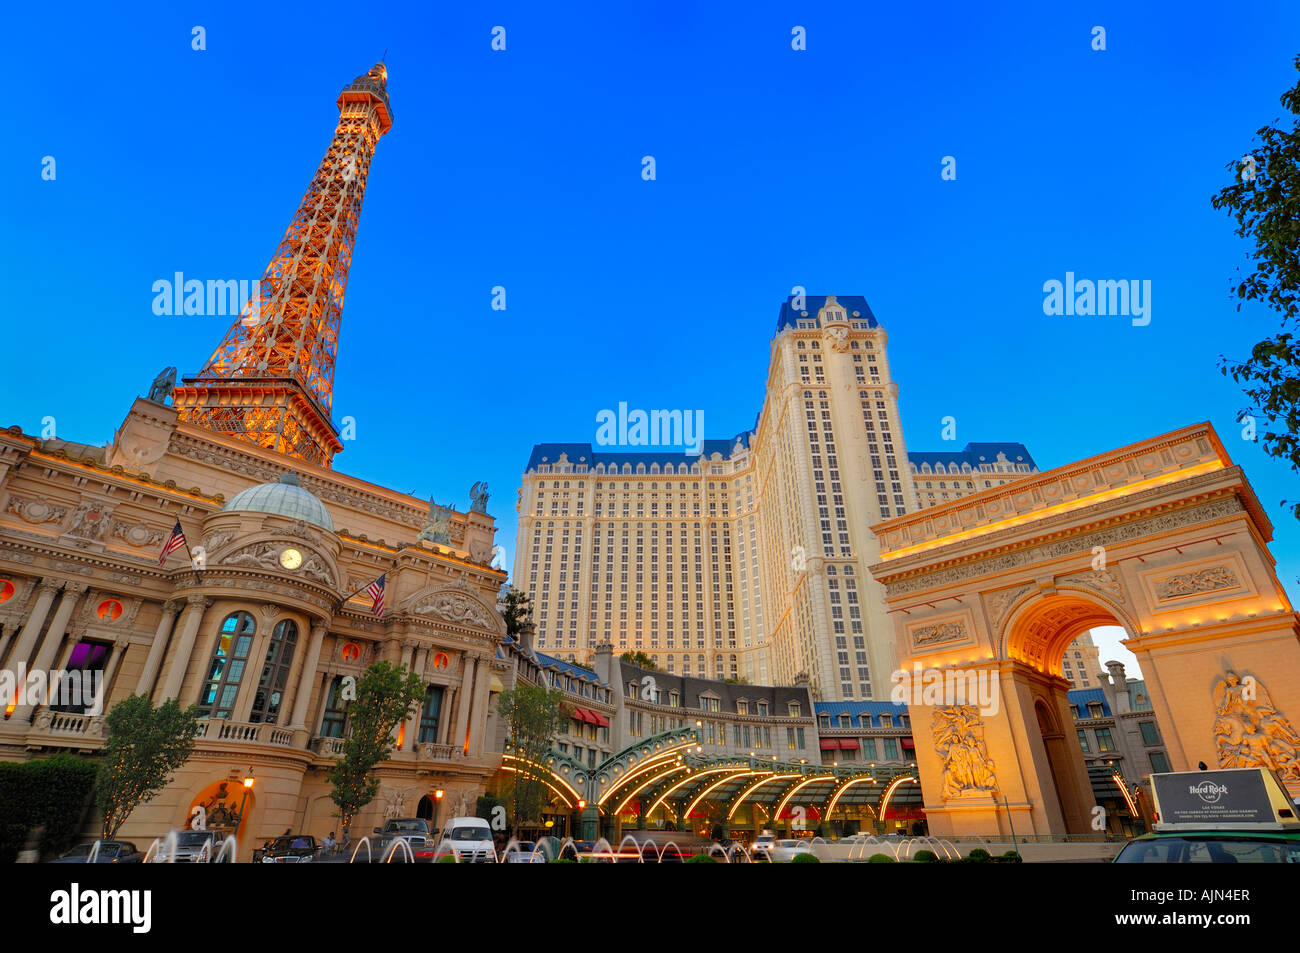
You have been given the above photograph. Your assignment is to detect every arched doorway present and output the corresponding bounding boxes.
[416,795,433,821]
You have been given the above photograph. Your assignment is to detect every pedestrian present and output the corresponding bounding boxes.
[322,831,337,855]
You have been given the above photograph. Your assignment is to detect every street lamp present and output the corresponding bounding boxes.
[433,788,445,831]
[235,769,255,837]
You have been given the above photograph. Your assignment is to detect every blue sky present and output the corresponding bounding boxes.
[4,2,1299,676]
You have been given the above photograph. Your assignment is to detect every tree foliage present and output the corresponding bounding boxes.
[326,661,424,837]
[498,585,532,639]
[497,683,571,832]
[620,650,657,671]
[1211,54,1300,517]
[96,694,202,838]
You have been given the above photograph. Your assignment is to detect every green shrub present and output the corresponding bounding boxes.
[549,857,577,863]
[0,754,98,862]
[912,849,939,863]
[966,848,992,863]
[790,852,820,863]
[435,854,458,863]
[867,853,897,863]
[999,850,1023,864]
[685,853,718,863]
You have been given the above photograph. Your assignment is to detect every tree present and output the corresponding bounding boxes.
[620,650,657,671]
[1211,54,1300,517]
[498,585,531,638]
[327,661,424,841]
[497,683,571,835]
[96,694,202,838]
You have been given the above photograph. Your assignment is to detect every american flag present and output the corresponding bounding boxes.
[159,521,187,566]
[365,573,386,618]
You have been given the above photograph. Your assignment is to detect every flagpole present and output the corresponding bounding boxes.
[335,552,401,613]
[180,529,202,584]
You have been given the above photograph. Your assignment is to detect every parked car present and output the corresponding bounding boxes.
[369,818,436,862]
[1114,767,1300,864]
[768,839,813,863]
[504,840,546,863]
[160,830,219,862]
[752,834,776,859]
[51,841,143,864]
[254,834,320,863]
[436,817,496,862]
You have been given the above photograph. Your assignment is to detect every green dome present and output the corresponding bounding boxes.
[222,473,335,532]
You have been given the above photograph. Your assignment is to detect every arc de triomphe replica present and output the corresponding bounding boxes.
[868,423,1300,837]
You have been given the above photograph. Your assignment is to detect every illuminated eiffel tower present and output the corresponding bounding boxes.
[171,63,393,467]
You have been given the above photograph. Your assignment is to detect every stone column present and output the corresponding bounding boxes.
[136,601,181,697]
[288,623,328,745]
[13,583,86,722]
[467,659,494,757]
[4,580,60,670]
[452,656,477,753]
[308,669,333,739]
[403,647,427,750]
[233,605,279,722]
[159,595,209,701]
[439,687,456,744]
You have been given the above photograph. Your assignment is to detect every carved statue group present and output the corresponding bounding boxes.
[932,705,999,799]
[148,367,177,403]
[1212,671,1300,781]
[417,498,453,545]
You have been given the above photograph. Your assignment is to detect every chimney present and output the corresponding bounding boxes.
[1105,660,1129,714]
[518,618,536,657]
[595,642,615,686]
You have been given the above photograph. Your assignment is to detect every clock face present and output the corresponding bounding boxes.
[279,548,303,570]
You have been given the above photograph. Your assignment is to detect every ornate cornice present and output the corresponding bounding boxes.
[881,496,1245,598]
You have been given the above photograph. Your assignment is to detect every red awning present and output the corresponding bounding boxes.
[838,739,860,751]
[820,739,840,750]
[590,710,610,728]
[777,806,821,820]
[572,708,595,725]
[900,739,915,750]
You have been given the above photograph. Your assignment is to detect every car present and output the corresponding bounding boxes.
[158,830,220,863]
[768,839,813,863]
[504,840,546,863]
[1113,767,1300,864]
[369,818,436,862]
[436,817,496,863]
[51,841,143,864]
[254,834,320,863]
[752,834,776,859]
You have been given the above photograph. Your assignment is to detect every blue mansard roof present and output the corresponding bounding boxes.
[1067,688,1111,718]
[776,295,879,332]
[813,700,910,729]
[907,442,1038,473]
[526,431,754,473]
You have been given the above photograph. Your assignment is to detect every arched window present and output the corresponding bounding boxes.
[198,611,256,719]
[249,619,298,724]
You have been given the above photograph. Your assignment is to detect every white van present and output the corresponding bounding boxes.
[437,816,496,863]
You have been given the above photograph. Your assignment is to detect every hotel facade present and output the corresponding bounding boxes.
[514,295,1039,702]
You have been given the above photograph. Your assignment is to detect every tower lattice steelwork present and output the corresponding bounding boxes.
[171,63,393,467]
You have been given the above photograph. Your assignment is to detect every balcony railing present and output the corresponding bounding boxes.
[30,709,104,737]
[198,719,295,747]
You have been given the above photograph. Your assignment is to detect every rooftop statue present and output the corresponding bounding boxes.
[148,367,177,403]
[470,481,489,514]
[417,497,453,545]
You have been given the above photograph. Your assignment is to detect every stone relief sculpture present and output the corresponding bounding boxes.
[414,591,494,628]
[933,705,999,799]
[1212,671,1300,781]
[148,367,178,403]
[1158,566,1240,599]
[469,481,489,514]
[65,501,113,541]
[299,551,335,586]
[417,498,453,545]
[913,620,967,647]
[383,786,414,819]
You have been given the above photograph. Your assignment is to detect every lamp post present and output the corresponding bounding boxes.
[234,769,255,854]
[433,788,445,831]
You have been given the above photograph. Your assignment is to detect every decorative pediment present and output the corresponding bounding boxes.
[408,581,502,633]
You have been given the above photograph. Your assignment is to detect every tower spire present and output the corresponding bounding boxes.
[171,63,393,468]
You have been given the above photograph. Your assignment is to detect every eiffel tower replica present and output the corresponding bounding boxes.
[170,63,394,468]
